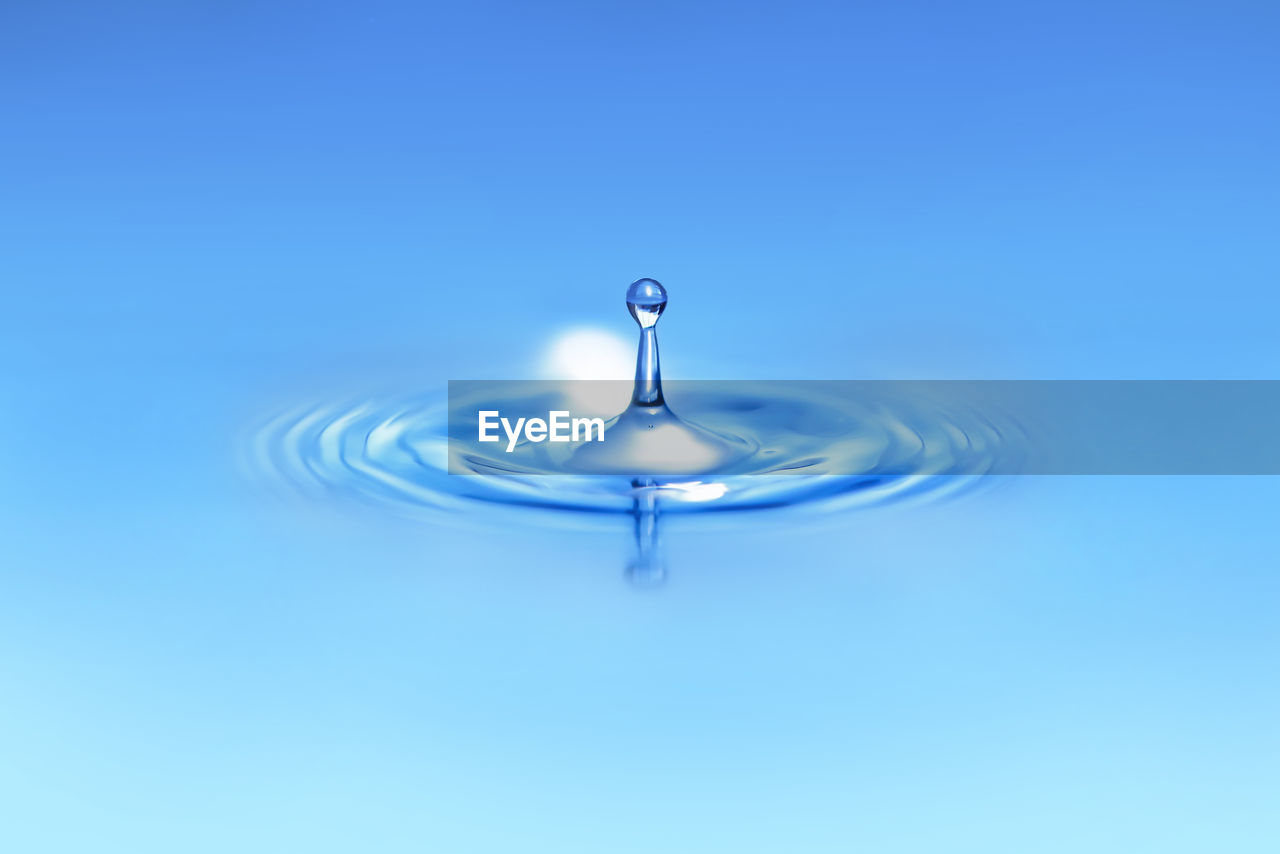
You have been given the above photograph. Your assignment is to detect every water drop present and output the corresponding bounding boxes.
[567,278,751,474]
[626,277,668,327]
[627,278,667,406]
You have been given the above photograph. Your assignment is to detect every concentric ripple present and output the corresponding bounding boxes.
[248,382,1015,525]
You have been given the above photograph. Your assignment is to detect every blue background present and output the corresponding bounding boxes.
[2,2,1277,851]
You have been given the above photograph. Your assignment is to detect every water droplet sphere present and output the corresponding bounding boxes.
[626,277,668,329]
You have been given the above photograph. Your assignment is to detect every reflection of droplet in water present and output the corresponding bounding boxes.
[626,478,665,588]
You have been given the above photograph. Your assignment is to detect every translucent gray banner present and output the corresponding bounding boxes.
[447,380,1280,475]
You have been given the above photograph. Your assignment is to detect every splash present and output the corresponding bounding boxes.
[249,278,1009,584]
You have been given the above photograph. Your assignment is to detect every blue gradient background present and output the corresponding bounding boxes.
[2,2,1278,851]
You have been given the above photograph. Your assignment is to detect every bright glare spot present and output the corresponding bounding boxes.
[541,327,633,380]
[664,481,729,502]
[541,327,634,414]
